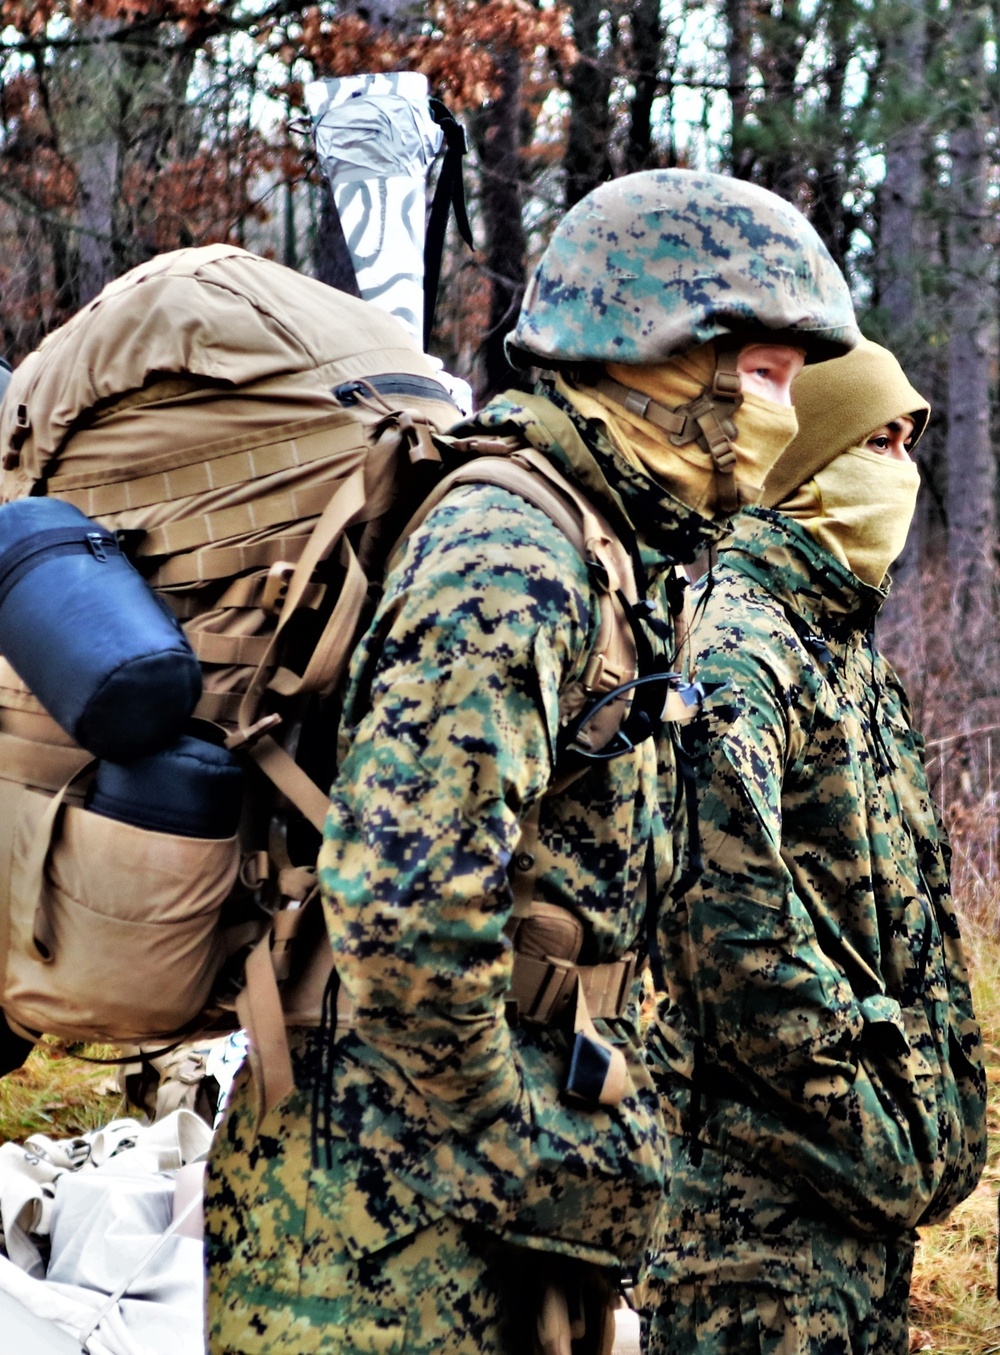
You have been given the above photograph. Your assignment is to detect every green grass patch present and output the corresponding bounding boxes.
[0,1039,125,1142]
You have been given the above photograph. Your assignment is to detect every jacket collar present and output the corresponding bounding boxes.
[466,379,727,577]
[720,507,887,636]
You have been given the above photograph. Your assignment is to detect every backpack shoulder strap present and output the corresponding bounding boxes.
[388,440,641,761]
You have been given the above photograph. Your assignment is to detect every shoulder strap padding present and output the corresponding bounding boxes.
[388,442,640,760]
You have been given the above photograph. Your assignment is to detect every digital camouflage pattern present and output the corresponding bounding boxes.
[205,378,726,1350]
[208,1043,612,1355]
[207,1051,507,1355]
[644,508,987,1354]
[640,1230,913,1355]
[507,171,860,370]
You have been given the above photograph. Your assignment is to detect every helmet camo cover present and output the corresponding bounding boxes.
[508,170,859,368]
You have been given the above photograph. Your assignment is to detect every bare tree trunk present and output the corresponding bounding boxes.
[725,0,754,178]
[945,9,996,617]
[623,0,662,173]
[875,0,931,586]
[76,139,117,303]
[470,45,528,402]
[565,0,614,207]
[753,0,808,201]
[72,18,118,303]
[808,0,855,270]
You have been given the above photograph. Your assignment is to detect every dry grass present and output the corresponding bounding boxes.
[0,1039,124,1142]
[908,927,1000,1354]
[882,562,1000,1354]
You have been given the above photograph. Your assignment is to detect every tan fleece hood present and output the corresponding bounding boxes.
[762,336,929,508]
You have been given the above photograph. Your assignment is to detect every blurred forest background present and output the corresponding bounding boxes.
[2,0,998,598]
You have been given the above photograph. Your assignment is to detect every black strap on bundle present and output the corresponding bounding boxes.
[424,98,475,350]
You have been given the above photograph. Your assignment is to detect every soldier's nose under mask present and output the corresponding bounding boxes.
[777,443,921,587]
[558,342,799,518]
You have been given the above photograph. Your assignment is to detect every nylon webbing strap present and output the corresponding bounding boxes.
[508,952,637,1022]
[237,466,368,727]
[265,539,367,698]
[595,352,743,514]
[0,658,46,714]
[509,446,639,605]
[55,419,367,516]
[236,933,295,1124]
[16,763,96,964]
[138,478,345,558]
[387,454,587,572]
[193,689,244,724]
[0,705,77,743]
[244,733,330,833]
[187,631,273,667]
[0,731,91,791]
[149,529,314,586]
[169,570,315,617]
[593,376,688,437]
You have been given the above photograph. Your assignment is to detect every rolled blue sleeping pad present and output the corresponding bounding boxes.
[0,498,202,760]
[86,733,244,839]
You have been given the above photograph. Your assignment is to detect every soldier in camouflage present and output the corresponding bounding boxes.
[205,170,859,1354]
[642,338,988,1354]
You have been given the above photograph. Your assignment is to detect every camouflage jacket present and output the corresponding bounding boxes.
[649,509,987,1259]
[317,381,724,1268]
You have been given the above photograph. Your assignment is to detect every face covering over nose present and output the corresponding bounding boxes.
[779,444,921,586]
[557,343,799,518]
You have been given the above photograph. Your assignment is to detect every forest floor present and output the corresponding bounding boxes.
[908,926,999,1355]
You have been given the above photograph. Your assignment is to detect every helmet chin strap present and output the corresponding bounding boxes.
[593,349,744,514]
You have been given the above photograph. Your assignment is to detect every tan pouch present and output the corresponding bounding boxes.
[4,783,239,1043]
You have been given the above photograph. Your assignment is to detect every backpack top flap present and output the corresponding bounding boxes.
[0,244,446,493]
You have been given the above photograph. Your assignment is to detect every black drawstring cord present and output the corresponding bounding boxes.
[310,967,340,1170]
[644,836,666,995]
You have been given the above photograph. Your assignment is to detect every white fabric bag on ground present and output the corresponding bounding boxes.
[0,1108,211,1354]
[48,1161,205,1353]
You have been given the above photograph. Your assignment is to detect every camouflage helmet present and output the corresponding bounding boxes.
[506,169,860,369]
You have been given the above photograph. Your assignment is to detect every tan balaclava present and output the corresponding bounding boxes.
[557,341,799,518]
[762,337,929,587]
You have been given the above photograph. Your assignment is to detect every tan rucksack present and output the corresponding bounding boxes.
[0,245,660,1112]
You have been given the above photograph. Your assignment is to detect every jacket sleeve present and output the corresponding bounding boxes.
[317,485,594,1137]
[680,641,948,1235]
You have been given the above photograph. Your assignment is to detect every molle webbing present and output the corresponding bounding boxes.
[507,950,638,1024]
[48,414,362,515]
[28,368,456,734]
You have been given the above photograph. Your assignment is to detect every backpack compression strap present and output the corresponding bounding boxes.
[229,442,701,1121]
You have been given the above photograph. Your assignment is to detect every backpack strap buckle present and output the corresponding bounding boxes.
[261,562,294,615]
[224,713,282,752]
